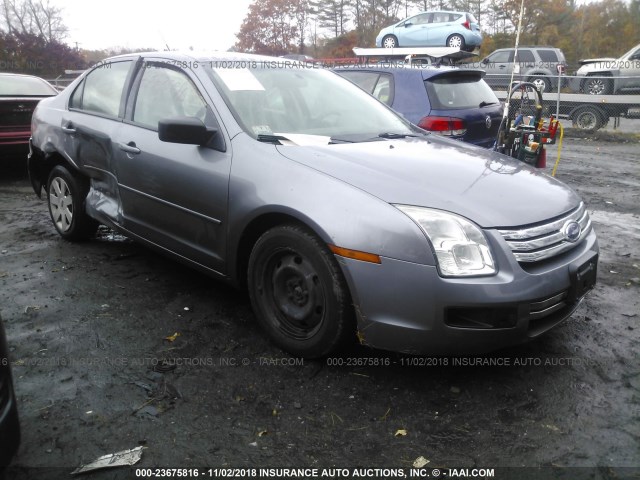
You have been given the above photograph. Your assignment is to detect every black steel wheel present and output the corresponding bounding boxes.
[248,224,354,358]
[46,165,98,241]
[571,106,607,131]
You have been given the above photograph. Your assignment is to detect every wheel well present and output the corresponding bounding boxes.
[30,149,74,198]
[234,213,310,290]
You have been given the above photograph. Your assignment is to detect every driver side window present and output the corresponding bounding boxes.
[133,64,207,130]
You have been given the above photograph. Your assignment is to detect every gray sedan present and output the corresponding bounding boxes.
[28,52,598,358]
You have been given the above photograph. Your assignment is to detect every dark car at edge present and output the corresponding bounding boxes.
[0,313,20,474]
[0,73,58,158]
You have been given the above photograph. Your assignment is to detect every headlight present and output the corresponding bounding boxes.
[396,205,496,277]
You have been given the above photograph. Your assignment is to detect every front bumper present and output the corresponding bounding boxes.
[337,229,598,355]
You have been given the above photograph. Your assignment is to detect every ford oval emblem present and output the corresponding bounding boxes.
[563,221,581,243]
[485,115,492,129]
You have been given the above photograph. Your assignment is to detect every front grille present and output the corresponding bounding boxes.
[497,202,592,263]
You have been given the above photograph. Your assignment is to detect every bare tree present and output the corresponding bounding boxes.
[0,0,67,42]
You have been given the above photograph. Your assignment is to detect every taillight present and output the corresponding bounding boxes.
[462,20,471,30]
[418,116,467,136]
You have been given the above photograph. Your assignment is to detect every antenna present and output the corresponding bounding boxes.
[502,0,526,121]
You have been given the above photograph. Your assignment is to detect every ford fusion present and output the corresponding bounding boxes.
[28,53,598,358]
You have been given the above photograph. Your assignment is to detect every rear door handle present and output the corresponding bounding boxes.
[118,142,141,155]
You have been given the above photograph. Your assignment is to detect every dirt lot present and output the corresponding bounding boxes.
[1,135,639,480]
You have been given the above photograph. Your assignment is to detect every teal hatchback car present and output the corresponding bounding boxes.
[376,11,482,51]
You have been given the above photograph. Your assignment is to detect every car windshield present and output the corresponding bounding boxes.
[425,74,498,110]
[206,63,418,143]
[0,75,57,96]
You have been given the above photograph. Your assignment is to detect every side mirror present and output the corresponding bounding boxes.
[158,117,217,147]
[480,57,488,65]
[404,21,413,27]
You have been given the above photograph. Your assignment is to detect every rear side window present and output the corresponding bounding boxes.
[518,50,536,63]
[336,71,394,106]
[432,12,451,23]
[425,75,498,110]
[71,61,132,117]
[538,50,559,63]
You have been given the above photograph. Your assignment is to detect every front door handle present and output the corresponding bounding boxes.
[62,124,76,133]
[118,142,141,155]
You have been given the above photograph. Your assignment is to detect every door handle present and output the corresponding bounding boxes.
[118,142,141,154]
[62,124,76,133]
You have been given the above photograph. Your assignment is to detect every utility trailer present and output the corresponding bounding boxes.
[494,90,640,131]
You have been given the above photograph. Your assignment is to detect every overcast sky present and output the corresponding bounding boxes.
[57,0,254,51]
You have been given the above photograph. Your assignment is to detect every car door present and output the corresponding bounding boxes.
[482,50,514,87]
[426,12,460,45]
[622,46,640,89]
[398,13,432,46]
[60,59,135,186]
[113,61,232,274]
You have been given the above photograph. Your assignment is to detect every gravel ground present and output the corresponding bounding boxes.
[0,136,638,480]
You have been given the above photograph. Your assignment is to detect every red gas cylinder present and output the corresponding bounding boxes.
[536,147,547,168]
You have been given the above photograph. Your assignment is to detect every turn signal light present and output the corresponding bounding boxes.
[329,245,381,264]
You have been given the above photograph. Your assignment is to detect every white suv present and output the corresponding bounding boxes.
[577,43,640,95]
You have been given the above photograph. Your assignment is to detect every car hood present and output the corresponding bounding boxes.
[276,135,580,228]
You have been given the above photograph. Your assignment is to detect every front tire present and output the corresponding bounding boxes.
[382,35,398,48]
[582,75,613,95]
[47,165,98,241]
[247,224,354,358]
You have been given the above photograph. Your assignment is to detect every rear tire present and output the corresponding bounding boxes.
[529,75,551,92]
[247,224,354,358]
[571,106,607,131]
[447,34,465,50]
[47,165,98,241]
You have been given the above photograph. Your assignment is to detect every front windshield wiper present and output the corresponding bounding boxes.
[378,132,420,139]
[257,134,289,145]
[328,137,357,144]
[479,101,498,107]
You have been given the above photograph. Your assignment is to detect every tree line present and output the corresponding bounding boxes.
[1,0,639,78]
[235,0,640,67]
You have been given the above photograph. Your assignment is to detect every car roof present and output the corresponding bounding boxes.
[102,51,292,64]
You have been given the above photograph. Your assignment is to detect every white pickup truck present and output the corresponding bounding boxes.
[576,43,640,94]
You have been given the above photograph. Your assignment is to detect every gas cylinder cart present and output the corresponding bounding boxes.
[494,81,560,169]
